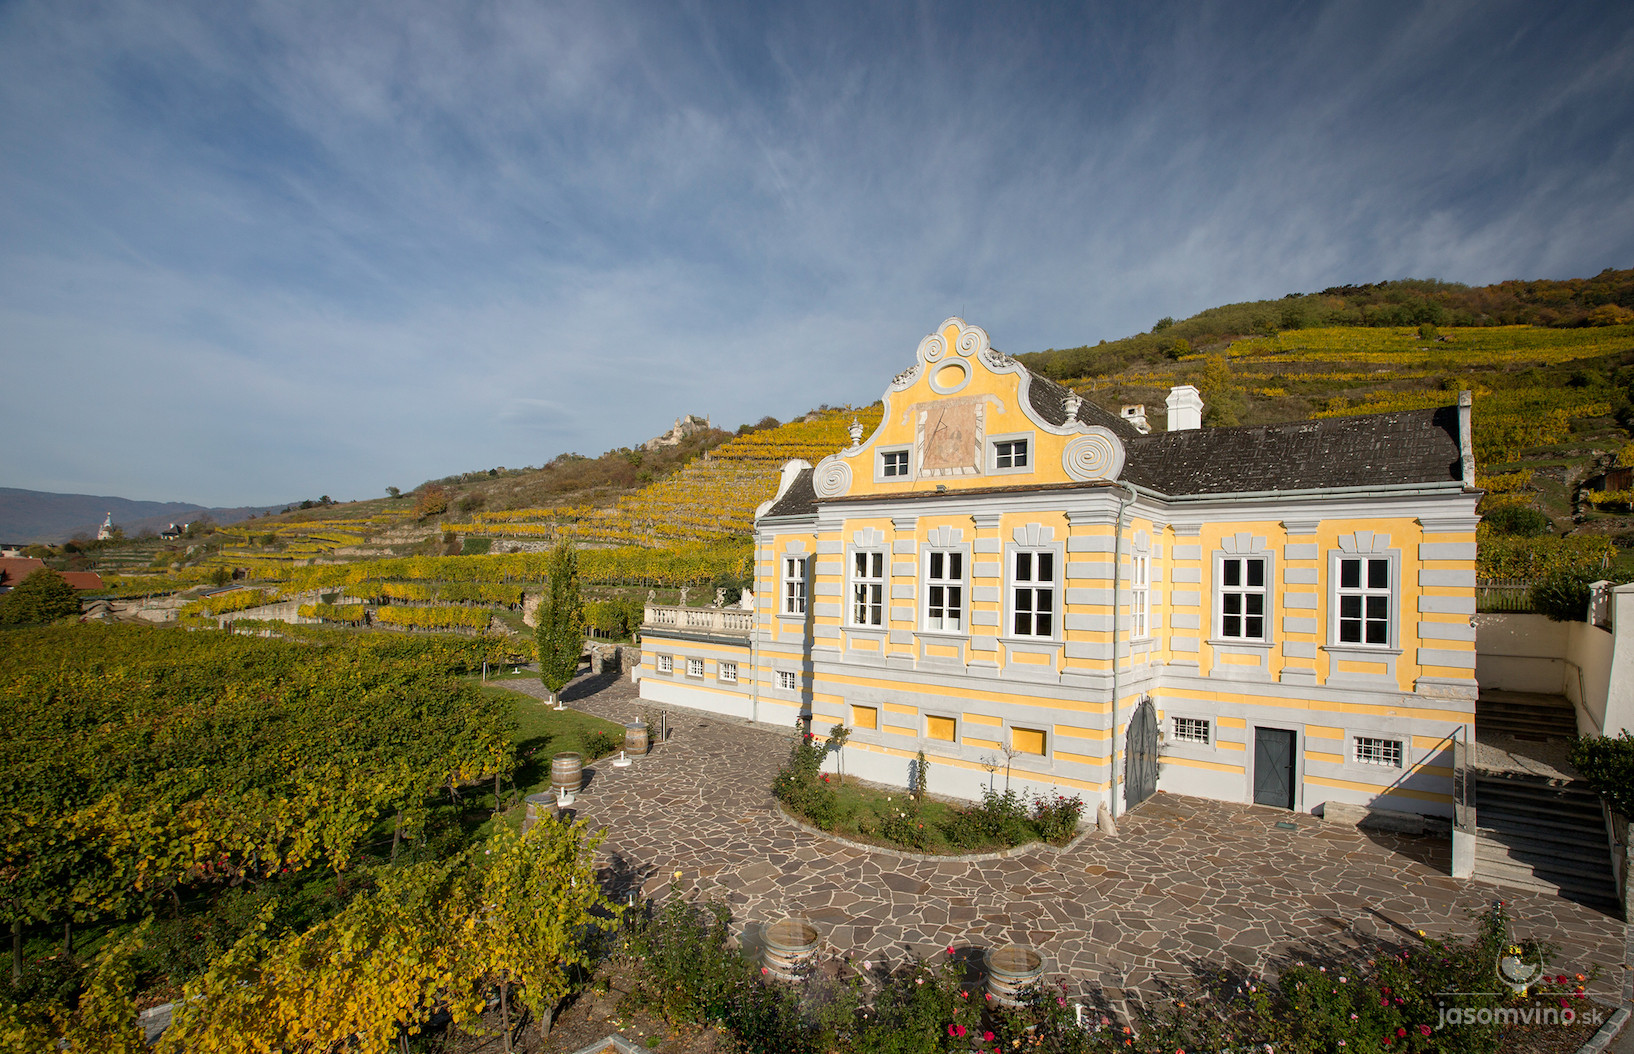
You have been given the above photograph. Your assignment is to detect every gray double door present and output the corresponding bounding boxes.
[1253,727,1297,809]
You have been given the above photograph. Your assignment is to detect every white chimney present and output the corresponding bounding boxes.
[1165,385,1204,431]
[1120,404,1150,434]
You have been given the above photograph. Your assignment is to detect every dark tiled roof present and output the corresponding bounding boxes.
[1120,407,1464,495]
[763,467,818,518]
[1022,369,1142,438]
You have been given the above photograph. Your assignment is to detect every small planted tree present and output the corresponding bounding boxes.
[828,722,851,786]
[537,540,584,711]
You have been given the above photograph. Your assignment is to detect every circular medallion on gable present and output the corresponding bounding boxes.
[812,457,853,498]
[929,358,971,394]
[1062,427,1126,482]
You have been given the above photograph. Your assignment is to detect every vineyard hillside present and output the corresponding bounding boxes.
[54,270,1634,616]
[446,408,881,549]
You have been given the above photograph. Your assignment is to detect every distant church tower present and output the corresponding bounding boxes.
[97,512,114,541]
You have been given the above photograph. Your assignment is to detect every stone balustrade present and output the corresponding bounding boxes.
[643,603,753,636]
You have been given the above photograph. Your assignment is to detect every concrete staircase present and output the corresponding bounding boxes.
[1472,692,1620,915]
[1475,691,1577,739]
[1473,773,1619,914]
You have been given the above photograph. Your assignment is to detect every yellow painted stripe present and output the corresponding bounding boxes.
[1305,774,1452,803]
[1165,755,1245,774]
[1160,688,1473,722]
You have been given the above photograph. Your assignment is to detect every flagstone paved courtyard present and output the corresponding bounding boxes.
[517,669,1629,1008]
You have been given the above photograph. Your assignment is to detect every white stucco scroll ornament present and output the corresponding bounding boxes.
[812,455,853,498]
[892,318,993,392]
[1061,426,1126,482]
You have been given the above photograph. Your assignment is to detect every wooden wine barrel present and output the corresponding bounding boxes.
[523,792,554,833]
[550,752,583,796]
[984,945,1044,1007]
[761,918,819,981]
[625,719,649,756]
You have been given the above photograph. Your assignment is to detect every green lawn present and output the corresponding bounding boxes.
[479,685,625,831]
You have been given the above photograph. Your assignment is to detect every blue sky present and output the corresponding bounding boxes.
[1,0,1631,506]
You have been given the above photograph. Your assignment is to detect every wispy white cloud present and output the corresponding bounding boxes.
[1,0,1630,504]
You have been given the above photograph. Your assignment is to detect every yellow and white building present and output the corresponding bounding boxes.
[639,317,1480,821]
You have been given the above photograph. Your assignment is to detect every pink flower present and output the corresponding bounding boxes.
[760,967,767,975]
[984,1032,995,1042]
[1419,1025,1432,1036]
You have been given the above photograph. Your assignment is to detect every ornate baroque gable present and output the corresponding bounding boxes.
[811,317,1126,500]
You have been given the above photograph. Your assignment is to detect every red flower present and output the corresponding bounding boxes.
[1419,1025,1432,1036]
[1397,1028,1407,1037]
[984,1032,995,1042]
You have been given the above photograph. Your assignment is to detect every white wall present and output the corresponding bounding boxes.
[1474,614,1570,695]
[1475,611,1619,737]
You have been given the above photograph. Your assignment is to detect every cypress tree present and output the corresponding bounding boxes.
[535,541,584,710]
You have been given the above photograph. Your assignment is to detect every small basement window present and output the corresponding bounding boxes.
[719,661,738,683]
[1172,716,1210,745]
[656,655,673,674]
[1353,736,1403,768]
[686,658,704,678]
[777,670,797,691]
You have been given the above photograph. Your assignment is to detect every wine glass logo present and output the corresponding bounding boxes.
[1496,943,1543,995]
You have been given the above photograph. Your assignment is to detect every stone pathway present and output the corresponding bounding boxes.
[517,670,1628,1007]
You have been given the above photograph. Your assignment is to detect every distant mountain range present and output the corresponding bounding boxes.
[0,488,287,544]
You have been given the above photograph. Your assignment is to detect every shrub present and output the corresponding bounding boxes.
[415,484,450,518]
[1572,732,1634,818]
[1482,505,1549,537]
[0,569,81,625]
[863,796,932,851]
[772,729,840,830]
[1030,792,1086,845]
[1530,570,1594,622]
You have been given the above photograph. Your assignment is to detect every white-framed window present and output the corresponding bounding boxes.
[1217,556,1267,641]
[1353,736,1403,768]
[987,432,1034,475]
[1172,716,1210,745]
[994,438,1028,469]
[1336,556,1392,646]
[781,556,808,616]
[719,661,738,683]
[777,670,797,691]
[851,550,885,627]
[881,449,910,477]
[924,549,965,632]
[1131,553,1151,639]
[656,654,673,674]
[1010,549,1056,638]
[686,657,704,678]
